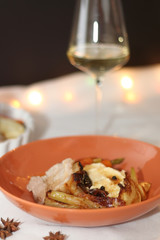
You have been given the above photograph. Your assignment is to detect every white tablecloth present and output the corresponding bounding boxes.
[0,65,160,239]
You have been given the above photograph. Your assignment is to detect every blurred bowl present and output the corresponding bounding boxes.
[0,135,160,227]
[0,102,34,157]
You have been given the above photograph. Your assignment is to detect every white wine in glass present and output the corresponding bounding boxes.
[67,0,130,133]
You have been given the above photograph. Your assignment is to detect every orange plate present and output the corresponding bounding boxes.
[0,135,160,227]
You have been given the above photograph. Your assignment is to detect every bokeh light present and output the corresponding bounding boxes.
[64,91,74,102]
[28,90,43,106]
[121,76,133,89]
[10,99,21,108]
[124,91,140,104]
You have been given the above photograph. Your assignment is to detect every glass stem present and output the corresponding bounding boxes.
[95,77,103,134]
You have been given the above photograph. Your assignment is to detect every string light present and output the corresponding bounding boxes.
[124,91,140,104]
[27,90,43,106]
[121,76,133,89]
[10,99,21,108]
[64,91,74,102]
[120,75,140,103]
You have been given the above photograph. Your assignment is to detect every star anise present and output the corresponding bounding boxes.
[1,218,20,233]
[43,231,66,240]
[0,218,21,239]
[0,230,12,240]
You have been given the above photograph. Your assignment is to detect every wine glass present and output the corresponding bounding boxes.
[67,0,130,133]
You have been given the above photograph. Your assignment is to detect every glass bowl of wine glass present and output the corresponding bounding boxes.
[67,0,130,132]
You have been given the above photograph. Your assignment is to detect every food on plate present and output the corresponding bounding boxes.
[0,116,25,141]
[27,157,151,208]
